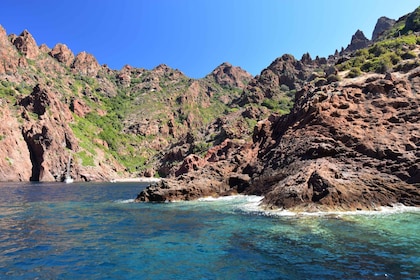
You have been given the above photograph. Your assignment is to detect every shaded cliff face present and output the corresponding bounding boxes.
[372,17,396,41]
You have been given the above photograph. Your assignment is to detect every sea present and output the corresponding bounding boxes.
[0,182,418,280]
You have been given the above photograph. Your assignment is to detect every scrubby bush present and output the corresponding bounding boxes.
[327,74,340,83]
[347,67,362,78]
[401,51,417,59]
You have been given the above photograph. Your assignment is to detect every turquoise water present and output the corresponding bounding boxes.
[0,182,419,279]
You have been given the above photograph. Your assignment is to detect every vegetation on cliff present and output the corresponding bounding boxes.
[0,5,419,211]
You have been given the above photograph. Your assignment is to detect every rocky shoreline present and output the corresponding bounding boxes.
[136,70,420,211]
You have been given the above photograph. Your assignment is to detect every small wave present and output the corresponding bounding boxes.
[114,198,135,204]
[237,202,420,218]
[198,195,263,203]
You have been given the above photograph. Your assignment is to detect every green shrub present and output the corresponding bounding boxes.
[327,74,340,83]
[77,151,95,166]
[192,141,211,155]
[401,51,417,59]
[361,56,393,73]
[369,44,387,57]
[347,67,362,78]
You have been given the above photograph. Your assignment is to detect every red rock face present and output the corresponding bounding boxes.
[71,51,100,76]
[249,71,420,211]
[19,84,79,181]
[0,25,22,74]
[0,103,32,181]
[70,98,91,117]
[210,62,253,88]
[11,30,40,60]
[137,69,420,211]
[49,43,75,67]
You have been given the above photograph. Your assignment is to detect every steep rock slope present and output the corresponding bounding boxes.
[136,7,420,210]
[137,67,420,210]
[250,70,419,211]
[0,25,252,182]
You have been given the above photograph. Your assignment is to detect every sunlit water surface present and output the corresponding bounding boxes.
[0,182,418,279]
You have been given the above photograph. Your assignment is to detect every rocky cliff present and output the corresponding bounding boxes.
[1,5,420,214]
[136,7,420,211]
[0,24,252,182]
[137,66,420,211]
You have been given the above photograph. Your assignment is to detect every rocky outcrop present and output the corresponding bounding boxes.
[247,71,420,211]
[345,30,370,53]
[18,84,79,181]
[372,17,396,41]
[49,43,75,67]
[137,69,420,211]
[136,139,257,202]
[10,30,40,60]
[0,25,24,75]
[237,53,330,106]
[0,100,32,181]
[403,6,420,34]
[71,51,100,76]
[209,62,252,88]
[70,98,91,117]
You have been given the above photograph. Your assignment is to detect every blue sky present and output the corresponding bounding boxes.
[1,1,419,78]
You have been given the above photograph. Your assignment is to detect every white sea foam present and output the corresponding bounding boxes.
[198,195,263,203]
[114,198,135,204]
[236,199,420,218]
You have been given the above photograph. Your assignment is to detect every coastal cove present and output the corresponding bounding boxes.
[0,182,419,279]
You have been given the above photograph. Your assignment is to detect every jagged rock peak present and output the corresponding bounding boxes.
[71,51,100,76]
[50,43,75,67]
[39,43,50,53]
[151,64,185,80]
[301,52,313,64]
[372,16,396,41]
[345,29,370,52]
[10,29,40,60]
[210,62,252,88]
[152,63,175,74]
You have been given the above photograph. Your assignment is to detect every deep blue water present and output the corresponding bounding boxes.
[0,182,419,280]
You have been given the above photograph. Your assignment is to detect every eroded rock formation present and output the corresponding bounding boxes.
[136,70,420,211]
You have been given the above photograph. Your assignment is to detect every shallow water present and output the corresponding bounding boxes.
[0,182,418,279]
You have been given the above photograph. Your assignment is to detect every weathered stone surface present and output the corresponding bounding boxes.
[11,30,40,60]
[71,51,100,76]
[209,62,252,88]
[345,30,371,53]
[137,69,420,211]
[70,98,91,117]
[0,100,32,181]
[18,84,78,181]
[372,16,396,41]
[49,43,75,67]
[136,139,257,202]
[0,25,22,75]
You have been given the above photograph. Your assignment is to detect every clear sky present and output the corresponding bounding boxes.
[1,1,419,78]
